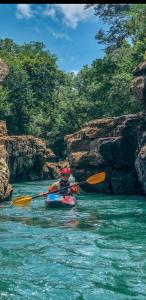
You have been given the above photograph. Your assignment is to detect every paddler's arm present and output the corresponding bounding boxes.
[70,183,81,194]
[48,182,60,193]
[38,182,60,197]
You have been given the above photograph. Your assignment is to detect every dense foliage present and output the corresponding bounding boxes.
[0,4,146,158]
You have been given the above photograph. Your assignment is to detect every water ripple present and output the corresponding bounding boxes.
[0,181,146,299]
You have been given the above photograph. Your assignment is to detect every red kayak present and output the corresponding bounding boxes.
[45,193,76,209]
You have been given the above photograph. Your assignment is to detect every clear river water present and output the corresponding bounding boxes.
[0,180,146,300]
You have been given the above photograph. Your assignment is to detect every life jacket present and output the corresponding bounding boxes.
[59,179,70,195]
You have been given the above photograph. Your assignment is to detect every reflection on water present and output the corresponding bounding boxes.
[0,180,146,299]
[0,214,81,229]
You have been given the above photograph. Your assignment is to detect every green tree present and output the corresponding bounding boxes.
[0,86,11,119]
[85,4,131,49]
[3,62,36,134]
[0,39,66,138]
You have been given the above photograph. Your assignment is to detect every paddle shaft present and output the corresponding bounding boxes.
[12,171,105,205]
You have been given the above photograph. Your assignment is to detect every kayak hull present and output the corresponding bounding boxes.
[45,194,76,209]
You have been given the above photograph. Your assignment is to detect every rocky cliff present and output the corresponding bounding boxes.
[135,113,146,194]
[0,135,47,181]
[0,129,60,183]
[0,143,12,201]
[65,114,144,194]
[0,120,51,201]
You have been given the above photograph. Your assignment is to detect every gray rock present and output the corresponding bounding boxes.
[66,114,144,195]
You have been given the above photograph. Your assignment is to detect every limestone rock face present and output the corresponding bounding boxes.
[46,148,56,162]
[135,112,146,193]
[0,135,48,181]
[135,145,146,193]
[0,144,12,201]
[0,121,57,201]
[66,114,144,195]
[0,121,7,137]
[0,127,57,201]
[42,160,70,180]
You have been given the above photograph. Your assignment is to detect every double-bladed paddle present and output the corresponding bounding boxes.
[12,171,106,206]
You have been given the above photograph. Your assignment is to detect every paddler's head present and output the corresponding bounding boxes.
[60,168,71,181]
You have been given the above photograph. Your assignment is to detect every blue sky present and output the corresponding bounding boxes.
[0,4,105,73]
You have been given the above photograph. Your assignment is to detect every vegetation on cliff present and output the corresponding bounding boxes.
[0,4,146,157]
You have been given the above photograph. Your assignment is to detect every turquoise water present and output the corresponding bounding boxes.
[0,180,146,300]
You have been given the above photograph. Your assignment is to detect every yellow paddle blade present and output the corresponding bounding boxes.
[12,196,32,206]
[86,172,106,185]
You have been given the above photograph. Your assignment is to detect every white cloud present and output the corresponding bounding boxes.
[48,27,71,41]
[43,7,56,18]
[16,4,93,28]
[16,4,33,19]
[52,32,71,41]
[54,4,92,28]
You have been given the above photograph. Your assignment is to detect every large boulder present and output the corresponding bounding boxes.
[42,159,70,180]
[135,145,146,194]
[0,121,7,136]
[0,144,12,201]
[0,132,59,183]
[0,135,48,181]
[65,114,144,195]
[135,112,146,193]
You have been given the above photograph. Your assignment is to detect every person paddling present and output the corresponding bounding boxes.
[12,171,106,206]
[40,167,80,197]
